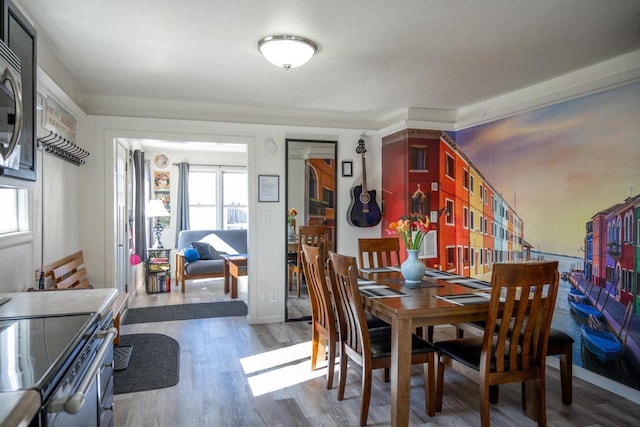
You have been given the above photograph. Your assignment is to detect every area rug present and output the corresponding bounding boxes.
[114,333,180,394]
[123,300,248,324]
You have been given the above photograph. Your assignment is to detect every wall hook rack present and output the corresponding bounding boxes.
[37,130,89,166]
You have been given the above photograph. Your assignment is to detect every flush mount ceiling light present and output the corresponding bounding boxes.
[258,35,318,70]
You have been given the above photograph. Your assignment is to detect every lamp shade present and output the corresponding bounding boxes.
[147,199,170,217]
[258,35,318,70]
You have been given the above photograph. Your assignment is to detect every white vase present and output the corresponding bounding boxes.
[401,249,426,286]
[287,223,295,239]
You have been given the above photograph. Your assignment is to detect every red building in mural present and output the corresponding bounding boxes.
[585,194,640,315]
[381,129,524,277]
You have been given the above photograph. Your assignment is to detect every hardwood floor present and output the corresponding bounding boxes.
[115,278,640,426]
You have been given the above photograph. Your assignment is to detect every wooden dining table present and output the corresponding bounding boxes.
[358,268,494,427]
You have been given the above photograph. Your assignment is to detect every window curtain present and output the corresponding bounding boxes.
[132,150,147,260]
[174,162,190,248]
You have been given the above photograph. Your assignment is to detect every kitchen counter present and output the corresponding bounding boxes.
[0,288,119,427]
[0,288,118,319]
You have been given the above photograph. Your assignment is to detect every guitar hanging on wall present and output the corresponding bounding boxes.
[348,138,382,227]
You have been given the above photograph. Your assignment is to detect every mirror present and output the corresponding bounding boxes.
[285,138,337,321]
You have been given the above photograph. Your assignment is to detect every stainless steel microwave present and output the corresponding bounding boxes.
[0,38,22,169]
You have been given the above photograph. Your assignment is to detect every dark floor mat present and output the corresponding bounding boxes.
[113,344,133,371]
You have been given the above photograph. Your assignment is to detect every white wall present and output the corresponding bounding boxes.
[0,98,81,292]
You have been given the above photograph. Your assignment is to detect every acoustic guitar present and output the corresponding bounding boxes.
[348,138,382,227]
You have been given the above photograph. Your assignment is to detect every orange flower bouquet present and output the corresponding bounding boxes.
[287,208,298,224]
[388,213,433,250]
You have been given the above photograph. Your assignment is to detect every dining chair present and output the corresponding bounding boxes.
[288,225,328,297]
[357,237,402,270]
[327,250,436,426]
[435,261,559,427]
[300,243,338,389]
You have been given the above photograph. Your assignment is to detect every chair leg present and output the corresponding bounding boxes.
[560,345,573,405]
[360,366,373,426]
[424,353,436,416]
[489,385,499,404]
[479,382,491,427]
[310,329,319,371]
[288,268,293,291]
[382,368,389,383]
[436,357,445,412]
[338,344,348,401]
[326,337,336,390]
[535,378,548,427]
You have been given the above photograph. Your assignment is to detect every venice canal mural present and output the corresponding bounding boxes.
[453,81,640,391]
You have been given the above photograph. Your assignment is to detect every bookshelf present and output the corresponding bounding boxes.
[146,248,171,293]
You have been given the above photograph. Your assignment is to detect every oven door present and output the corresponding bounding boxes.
[44,327,117,427]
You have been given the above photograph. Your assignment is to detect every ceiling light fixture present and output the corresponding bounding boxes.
[258,35,318,70]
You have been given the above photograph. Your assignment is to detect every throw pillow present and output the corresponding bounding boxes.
[191,241,219,260]
[183,247,199,262]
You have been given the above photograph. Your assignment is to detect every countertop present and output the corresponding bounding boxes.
[0,288,118,319]
[0,288,119,426]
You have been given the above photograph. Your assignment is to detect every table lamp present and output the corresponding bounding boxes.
[147,199,170,248]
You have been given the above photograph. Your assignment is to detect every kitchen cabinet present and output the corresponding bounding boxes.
[0,0,36,181]
[146,248,171,293]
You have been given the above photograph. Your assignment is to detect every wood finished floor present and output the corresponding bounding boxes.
[115,278,640,426]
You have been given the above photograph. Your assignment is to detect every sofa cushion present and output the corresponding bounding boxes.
[191,241,220,260]
[185,259,225,275]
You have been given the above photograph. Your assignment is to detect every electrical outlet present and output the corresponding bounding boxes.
[270,291,278,303]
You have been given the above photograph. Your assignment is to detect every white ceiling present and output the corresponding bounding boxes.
[15,0,640,130]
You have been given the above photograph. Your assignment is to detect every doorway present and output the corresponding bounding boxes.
[114,138,249,299]
[285,138,337,321]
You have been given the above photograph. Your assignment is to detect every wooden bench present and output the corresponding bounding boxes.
[33,250,129,344]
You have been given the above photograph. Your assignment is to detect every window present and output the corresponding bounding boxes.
[189,168,247,230]
[307,167,318,199]
[410,145,429,170]
[0,188,29,235]
[470,211,475,230]
[445,200,454,225]
[469,175,474,193]
[222,172,248,229]
[323,187,334,208]
[463,206,469,229]
[463,169,469,189]
[445,154,455,179]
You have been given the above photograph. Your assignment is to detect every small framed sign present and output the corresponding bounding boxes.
[342,161,353,177]
[258,175,279,202]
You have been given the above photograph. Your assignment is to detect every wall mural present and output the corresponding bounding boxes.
[453,81,640,391]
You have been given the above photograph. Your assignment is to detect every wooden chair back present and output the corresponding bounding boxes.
[357,237,401,269]
[301,243,338,389]
[289,225,328,297]
[485,261,559,376]
[327,251,369,361]
[301,244,334,337]
[297,225,329,269]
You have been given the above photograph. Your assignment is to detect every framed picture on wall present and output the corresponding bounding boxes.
[154,171,170,191]
[342,161,353,177]
[258,174,279,202]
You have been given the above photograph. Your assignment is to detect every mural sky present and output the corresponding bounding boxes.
[455,81,640,257]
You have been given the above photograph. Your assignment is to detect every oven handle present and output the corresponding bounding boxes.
[50,327,118,415]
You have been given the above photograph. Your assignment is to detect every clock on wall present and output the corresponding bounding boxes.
[154,153,170,169]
